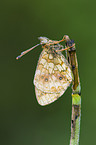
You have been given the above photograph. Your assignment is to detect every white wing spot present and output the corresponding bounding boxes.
[40,59,46,65]
[56,64,63,71]
[48,63,54,69]
[49,68,53,74]
[62,63,66,70]
[49,54,53,59]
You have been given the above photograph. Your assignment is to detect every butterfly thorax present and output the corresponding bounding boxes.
[39,36,63,53]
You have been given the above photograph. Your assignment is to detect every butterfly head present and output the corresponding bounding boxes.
[38,37,50,45]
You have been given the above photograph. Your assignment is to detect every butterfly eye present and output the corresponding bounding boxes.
[38,37,49,44]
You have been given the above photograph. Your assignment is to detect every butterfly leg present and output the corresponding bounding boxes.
[56,43,75,52]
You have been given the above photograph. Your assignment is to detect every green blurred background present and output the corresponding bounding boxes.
[0,0,96,145]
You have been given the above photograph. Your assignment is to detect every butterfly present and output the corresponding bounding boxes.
[16,36,74,106]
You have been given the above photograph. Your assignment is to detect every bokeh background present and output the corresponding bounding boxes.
[0,0,96,145]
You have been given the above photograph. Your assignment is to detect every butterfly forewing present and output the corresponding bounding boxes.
[33,45,73,106]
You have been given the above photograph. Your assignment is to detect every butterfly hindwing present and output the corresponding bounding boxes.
[35,87,65,106]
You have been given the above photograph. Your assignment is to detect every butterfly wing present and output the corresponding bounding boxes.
[35,87,65,106]
[33,49,73,105]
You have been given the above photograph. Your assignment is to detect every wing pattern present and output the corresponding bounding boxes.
[33,49,72,105]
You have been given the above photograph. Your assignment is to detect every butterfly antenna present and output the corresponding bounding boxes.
[16,43,40,60]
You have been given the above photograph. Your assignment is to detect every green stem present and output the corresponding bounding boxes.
[64,35,81,145]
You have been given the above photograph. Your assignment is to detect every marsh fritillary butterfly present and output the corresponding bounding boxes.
[16,36,73,105]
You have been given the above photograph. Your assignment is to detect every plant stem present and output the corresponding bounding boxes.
[64,35,81,145]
